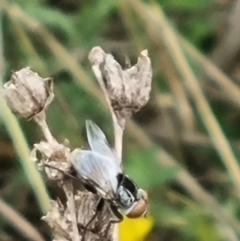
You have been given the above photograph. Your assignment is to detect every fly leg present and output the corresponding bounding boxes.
[42,163,77,179]
[80,197,105,241]
[102,203,123,241]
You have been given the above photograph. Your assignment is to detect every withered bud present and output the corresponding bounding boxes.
[3,67,54,119]
[31,141,71,180]
[88,47,152,120]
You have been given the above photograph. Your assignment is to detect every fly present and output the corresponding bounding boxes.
[70,120,149,238]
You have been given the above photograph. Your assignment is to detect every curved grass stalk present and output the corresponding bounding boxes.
[0,198,46,241]
[0,99,51,212]
[179,36,240,110]
[0,3,51,213]
[5,2,240,235]
[127,0,240,198]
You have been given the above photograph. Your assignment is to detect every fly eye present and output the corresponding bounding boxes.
[138,189,149,204]
[126,198,148,218]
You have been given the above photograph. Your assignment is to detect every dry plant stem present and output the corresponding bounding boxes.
[113,119,125,160]
[5,2,103,104]
[167,191,239,241]
[90,65,125,161]
[112,117,124,241]
[158,49,195,132]
[211,0,240,71]
[9,18,82,138]
[153,4,240,194]
[0,3,51,214]
[34,112,80,240]
[90,64,117,120]
[129,0,240,198]
[0,98,51,212]
[91,55,124,241]
[8,0,240,153]
[34,112,57,145]
[119,1,195,133]
[219,225,239,241]
[179,36,240,111]
[6,3,240,234]
[63,182,80,241]
[0,198,45,241]
[127,120,240,233]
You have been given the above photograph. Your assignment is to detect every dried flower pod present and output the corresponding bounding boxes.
[43,192,113,241]
[3,67,54,119]
[89,47,152,121]
[31,141,71,180]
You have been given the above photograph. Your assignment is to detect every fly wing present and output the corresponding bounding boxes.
[86,120,122,169]
[71,149,118,199]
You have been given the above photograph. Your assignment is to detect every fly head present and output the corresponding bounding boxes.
[116,173,138,208]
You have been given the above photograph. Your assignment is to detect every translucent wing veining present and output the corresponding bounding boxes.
[86,120,121,169]
[71,150,118,199]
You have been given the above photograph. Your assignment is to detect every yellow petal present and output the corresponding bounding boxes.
[120,216,154,241]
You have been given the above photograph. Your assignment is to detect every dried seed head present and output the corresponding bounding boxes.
[42,200,72,240]
[43,192,114,241]
[31,141,71,180]
[3,67,54,119]
[89,47,152,122]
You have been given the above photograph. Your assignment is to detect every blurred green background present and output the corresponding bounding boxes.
[1,0,240,241]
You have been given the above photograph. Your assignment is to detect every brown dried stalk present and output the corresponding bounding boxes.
[2,45,152,241]
[88,46,152,240]
[3,67,114,241]
[88,46,152,159]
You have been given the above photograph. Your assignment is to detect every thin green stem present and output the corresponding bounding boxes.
[0,99,51,212]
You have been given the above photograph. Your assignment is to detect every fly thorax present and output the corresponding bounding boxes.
[117,185,135,208]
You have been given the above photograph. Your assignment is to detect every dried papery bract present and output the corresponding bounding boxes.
[31,141,71,180]
[3,67,54,119]
[43,192,111,241]
[2,49,153,241]
[89,47,152,241]
[2,67,115,241]
[3,67,58,146]
[88,47,152,126]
